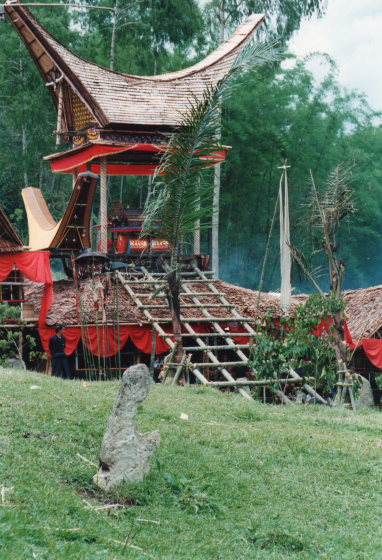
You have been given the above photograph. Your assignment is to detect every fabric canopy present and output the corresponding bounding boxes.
[356,339,382,369]
[0,251,53,327]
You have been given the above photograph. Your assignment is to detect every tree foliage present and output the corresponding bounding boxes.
[0,2,381,295]
[249,293,341,394]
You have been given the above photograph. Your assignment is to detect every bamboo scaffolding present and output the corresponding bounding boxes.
[141,267,252,397]
[118,265,256,400]
[117,270,209,386]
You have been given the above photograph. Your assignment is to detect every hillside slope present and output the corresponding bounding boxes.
[1,370,382,559]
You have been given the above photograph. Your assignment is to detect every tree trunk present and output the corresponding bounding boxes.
[110,0,119,71]
[211,0,226,279]
[165,268,184,383]
[19,55,29,188]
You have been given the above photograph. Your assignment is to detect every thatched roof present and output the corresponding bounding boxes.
[342,286,382,340]
[5,4,264,130]
[0,206,24,254]
[24,274,382,340]
[24,276,287,327]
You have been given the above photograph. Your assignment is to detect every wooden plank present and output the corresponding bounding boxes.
[208,377,304,387]
[186,361,248,367]
[161,332,254,338]
[140,303,235,309]
[182,344,250,351]
[149,317,254,323]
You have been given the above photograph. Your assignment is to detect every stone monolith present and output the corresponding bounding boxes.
[93,363,160,491]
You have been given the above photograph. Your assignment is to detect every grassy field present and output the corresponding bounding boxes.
[1,369,382,560]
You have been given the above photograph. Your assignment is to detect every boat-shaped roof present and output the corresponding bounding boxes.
[5,2,264,129]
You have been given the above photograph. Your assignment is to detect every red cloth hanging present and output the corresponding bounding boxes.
[39,326,82,357]
[0,251,52,284]
[313,317,355,347]
[0,252,53,327]
[128,325,170,354]
[219,322,252,345]
[358,339,382,369]
[39,324,171,358]
[82,326,131,357]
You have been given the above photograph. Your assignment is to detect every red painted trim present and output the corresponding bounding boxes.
[49,144,228,175]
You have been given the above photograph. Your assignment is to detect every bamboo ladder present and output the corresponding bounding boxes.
[116,264,258,400]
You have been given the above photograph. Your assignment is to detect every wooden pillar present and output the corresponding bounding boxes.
[56,83,63,146]
[72,168,78,190]
[100,157,108,253]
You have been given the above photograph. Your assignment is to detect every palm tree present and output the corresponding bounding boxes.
[142,41,277,376]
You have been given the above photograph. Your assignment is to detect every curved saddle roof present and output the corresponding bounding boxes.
[22,173,97,251]
[5,2,264,130]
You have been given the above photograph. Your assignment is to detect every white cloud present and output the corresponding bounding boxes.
[289,0,382,110]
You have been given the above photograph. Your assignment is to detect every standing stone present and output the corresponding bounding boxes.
[93,364,160,491]
[355,376,374,409]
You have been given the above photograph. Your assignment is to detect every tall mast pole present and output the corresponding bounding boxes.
[278,162,291,311]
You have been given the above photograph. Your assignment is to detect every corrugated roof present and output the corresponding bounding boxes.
[5,2,264,129]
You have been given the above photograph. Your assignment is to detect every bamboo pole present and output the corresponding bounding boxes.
[289,368,327,405]
[149,328,157,377]
[171,354,187,385]
[207,377,305,387]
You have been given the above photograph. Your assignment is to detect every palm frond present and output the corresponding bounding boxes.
[142,40,279,264]
[306,164,355,244]
[288,243,324,294]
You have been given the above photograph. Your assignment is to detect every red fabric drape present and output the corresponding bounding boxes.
[39,327,82,357]
[128,326,170,354]
[38,316,382,371]
[39,324,172,358]
[0,252,52,284]
[82,326,131,357]
[49,144,166,174]
[0,252,53,327]
[358,339,382,369]
[313,317,354,347]
[220,322,253,345]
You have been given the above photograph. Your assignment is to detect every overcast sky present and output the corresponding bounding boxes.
[289,0,382,111]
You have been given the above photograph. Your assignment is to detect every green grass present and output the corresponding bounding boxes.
[1,369,382,559]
